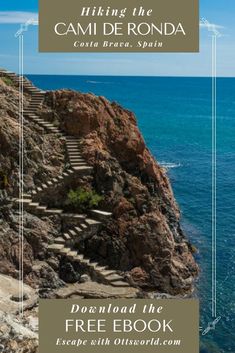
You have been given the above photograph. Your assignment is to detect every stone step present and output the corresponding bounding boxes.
[68,152,82,157]
[66,141,80,145]
[47,244,64,253]
[41,122,54,126]
[100,270,117,276]
[66,137,80,141]
[68,230,77,237]
[85,218,101,227]
[46,181,53,186]
[70,160,85,164]
[67,150,81,154]
[14,198,32,205]
[105,274,124,282]
[70,161,88,165]
[44,127,60,131]
[90,209,112,221]
[48,129,61,133]
[74,227,83,233]
[22,193,31,198]
[74,254,84,262]
[36,206,47,211]
[110,281,130,288]
[63,233,71,241]
[44,209,63,215]
[72,166,93,173]
[69,155,84,159]
[49,128,61,132]
[66,141,79,147]
[80,223,87,230]
[54,237,65,244]
[67,147,80,151]
[68,153,86,162]
[67,251,78,259]
[67,169,74,175]
[31,118,44,122]
[71,163,88,167]
[61,213,85,220]
[59,247,71,255]
[28,202,40,208]
[95,265,108,271]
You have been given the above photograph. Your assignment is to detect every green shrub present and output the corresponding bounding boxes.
[2,77,13,86]
[66,187,103,212]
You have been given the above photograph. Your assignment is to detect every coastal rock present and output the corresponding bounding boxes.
[0,76,198,299]
[0,79,65,195]
[54,282,139,299]
[42,89,199,295]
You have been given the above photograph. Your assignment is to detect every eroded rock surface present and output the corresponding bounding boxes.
[0,79,199,295]
[42,90,199,295]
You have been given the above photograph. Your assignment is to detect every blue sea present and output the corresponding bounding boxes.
[27,75,235,352]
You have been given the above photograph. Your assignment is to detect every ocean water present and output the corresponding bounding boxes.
[27,75,235,352]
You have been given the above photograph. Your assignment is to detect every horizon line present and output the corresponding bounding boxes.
[23,73,235,79]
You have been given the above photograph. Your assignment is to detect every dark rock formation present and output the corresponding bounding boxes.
[0,76,198,296]
[41,89,199,295]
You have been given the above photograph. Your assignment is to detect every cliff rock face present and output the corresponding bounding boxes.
[0,76,198,296]
[41,90,198,295]
[0,78,65,288]
[0,78,65,195]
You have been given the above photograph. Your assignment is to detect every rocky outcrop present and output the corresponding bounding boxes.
[0,72,198,298]
[41,90,199,295]
[0,77,65,196]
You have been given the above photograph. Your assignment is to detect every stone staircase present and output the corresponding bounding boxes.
[48,242,129,288]
[0,68,43,95]
[1,69,93,198]
[1,69,131,290]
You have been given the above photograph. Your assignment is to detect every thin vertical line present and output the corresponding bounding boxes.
[18,34,24,319]
[21,34,24,318]
[211,35,217,318]
[214,36,217,318]
[18,34,21,316]
[212,34,215,318]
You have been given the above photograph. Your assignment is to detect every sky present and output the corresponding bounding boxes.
[0,0,234,76]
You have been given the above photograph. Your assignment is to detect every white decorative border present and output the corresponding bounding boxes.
[15,19,221,331]
[15,18,37,319]
[200,17,221,335]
